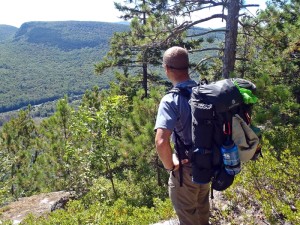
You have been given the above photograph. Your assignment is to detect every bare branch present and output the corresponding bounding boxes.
[163,14,227,44]
[187,28,227,38]
[241,4,260,8]
[184,0,220,3]
[189,55,222,76]
[180,2,226,16]
[181,14,227,30]
[189,47,224,53]
[235,57,249,61]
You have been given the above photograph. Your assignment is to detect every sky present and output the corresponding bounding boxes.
[0,0,267,28]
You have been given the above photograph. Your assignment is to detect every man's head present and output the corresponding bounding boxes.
[163,46,190,84]
[163,46,189,70]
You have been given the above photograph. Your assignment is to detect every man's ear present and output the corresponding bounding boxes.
[164,65,169,73]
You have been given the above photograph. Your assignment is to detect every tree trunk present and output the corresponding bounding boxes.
[222,0,240,78]
[156,156,162,186]
[142,62,148,97]
[105,158,118,198]
[142,0,148,98]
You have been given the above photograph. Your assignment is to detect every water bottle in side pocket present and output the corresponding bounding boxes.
[221,141,241,175]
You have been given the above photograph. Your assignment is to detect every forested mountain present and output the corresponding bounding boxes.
[0,21,129,113]
[13,21,127,50]
[0,25,17,42]
[0,21,221,116]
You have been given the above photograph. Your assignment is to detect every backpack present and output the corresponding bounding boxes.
[170,78,260,195]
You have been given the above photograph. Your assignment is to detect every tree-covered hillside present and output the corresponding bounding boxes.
[0,21,220,116]
[0,21,223,116]
[0,25,17,42]
[14,21,128,51]
[0,21,129,113]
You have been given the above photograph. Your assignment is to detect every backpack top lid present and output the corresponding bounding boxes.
[231,78,256,92]
[191,79,243,113]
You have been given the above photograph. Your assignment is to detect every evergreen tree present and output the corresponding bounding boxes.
[37,97,75,191]
[242,0,300,85]
[234,0,300,128]
[118,87,169,205]
[0,108,38,199]
[96,0,174,97]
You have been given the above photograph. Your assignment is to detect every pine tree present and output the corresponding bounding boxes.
[95,0,173,97]
[0,108,38,199]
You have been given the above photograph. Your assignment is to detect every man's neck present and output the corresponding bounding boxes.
[172,77,190,86]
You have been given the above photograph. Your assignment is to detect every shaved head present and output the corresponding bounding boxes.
[163,46,189,70]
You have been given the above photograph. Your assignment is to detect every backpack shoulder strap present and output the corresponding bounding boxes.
[167,86,194,187]
[167,87,191,99]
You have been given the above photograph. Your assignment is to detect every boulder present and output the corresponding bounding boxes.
[0,191,73,224]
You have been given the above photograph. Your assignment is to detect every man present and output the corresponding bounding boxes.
[154,46,210,225]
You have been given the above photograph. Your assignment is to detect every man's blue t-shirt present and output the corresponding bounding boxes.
[154,79,197,148]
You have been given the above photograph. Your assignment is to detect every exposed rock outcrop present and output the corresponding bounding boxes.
[0,191,73,225]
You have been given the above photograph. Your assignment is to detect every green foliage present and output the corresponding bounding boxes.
[38,89,130,195]
[22,196,174,225]
[15,21,129,51]
[239,0,300,86]
[96,0,226,97]
[0,107,39,200]
[117,88,169,204]
[20,174,173,224]
[95,1,176,97]
[252,74,300,128]
[233,146,300,224]
[0,83,169,213]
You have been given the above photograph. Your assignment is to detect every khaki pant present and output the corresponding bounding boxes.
[168,166,210,225]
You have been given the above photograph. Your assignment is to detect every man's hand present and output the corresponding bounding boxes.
[172,153,189,171]
[155,128,189,171]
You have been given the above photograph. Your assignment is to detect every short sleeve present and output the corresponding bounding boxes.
[154,94,178,131]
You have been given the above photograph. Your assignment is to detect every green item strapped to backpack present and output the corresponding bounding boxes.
[234,81,258,104]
